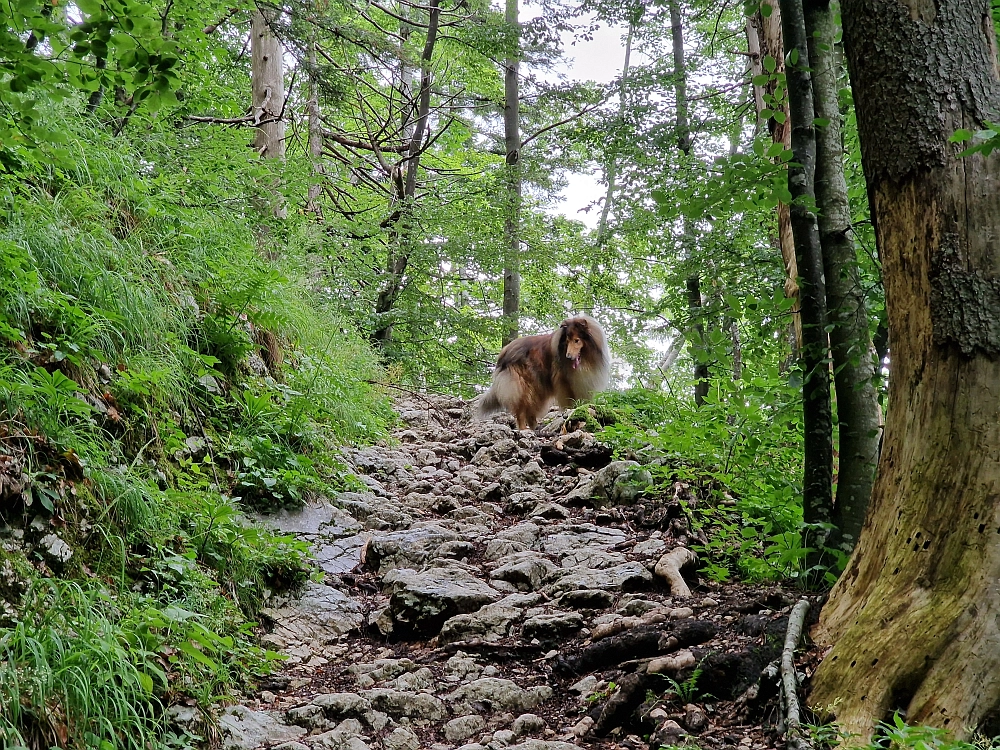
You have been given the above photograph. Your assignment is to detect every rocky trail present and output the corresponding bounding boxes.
[208,396,822,750]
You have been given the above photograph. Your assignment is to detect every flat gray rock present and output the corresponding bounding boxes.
[382,566,501,634]
[365,524,459,573]
[490,552,558,591]
[360,689,447,721]
[219,706,306,750]
[546,562,653,594]
[447,678,553,714]
[261,583,364,647]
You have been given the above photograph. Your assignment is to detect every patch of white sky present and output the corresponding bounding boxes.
[520,3,632,229]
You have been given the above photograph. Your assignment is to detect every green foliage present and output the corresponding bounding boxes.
[596,380,804,581]
[0,580,165,750]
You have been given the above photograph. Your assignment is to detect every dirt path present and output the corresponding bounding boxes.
[206,396,818,750]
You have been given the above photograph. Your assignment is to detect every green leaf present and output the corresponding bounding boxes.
[752,74,771,87]
[763,55,776,73]
[772,111,786,124]
[950,129,974,143]
[788,48,799,66]
[813,117,830,127]
[760,1,773,17]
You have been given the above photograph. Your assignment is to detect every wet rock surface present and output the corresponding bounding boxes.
[229,396,814,750]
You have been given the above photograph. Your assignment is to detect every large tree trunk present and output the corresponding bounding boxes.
[252,8,286,160]
[809,0,1000,741]
[804,0,881,553]
[501,0,521,347]
[749,1,801,347]
[777,0,834,561]
[670,0,710,406]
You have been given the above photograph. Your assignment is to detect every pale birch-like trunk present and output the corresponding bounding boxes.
[306,39,324,218]
[251,8,287,220]
[749,2,801,347]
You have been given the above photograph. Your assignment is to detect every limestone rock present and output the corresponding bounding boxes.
[445,715,487,743]
[382,566,501,635]
[219,706,306,750]
[447,678,553,714]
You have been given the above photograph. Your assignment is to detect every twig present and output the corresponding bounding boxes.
[781,598,812,750]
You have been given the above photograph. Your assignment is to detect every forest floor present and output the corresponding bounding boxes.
[208,395,825,750]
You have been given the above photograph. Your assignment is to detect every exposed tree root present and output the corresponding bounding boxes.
[654,546,699,597]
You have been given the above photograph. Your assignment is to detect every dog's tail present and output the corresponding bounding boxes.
[473,388,503,419]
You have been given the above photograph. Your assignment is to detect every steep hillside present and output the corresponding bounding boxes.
[0,134,392,748]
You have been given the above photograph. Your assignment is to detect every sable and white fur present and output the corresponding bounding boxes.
[476,314,611,430]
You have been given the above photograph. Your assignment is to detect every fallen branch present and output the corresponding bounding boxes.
[781,598,811,750]
[654,546,698,598]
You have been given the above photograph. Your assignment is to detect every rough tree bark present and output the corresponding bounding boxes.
[251,7,287,220]
[749,1,801,347]
[809,0,1000,741]
[803,0,880,553]
[776,0,833,561]
[371,0,441,345]
[501,0,521,347]
[670,0,710,406]
[252,8,286,160]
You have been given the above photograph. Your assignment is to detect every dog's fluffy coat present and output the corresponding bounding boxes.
[477,315,611,430]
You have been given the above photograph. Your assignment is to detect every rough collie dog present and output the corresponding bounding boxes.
[477,315,611,430]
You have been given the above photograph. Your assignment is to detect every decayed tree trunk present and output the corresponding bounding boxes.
[251,8,287,220]
[501,0,521,347]
[252,8,285,160]
[670,0,710,406]
[803,0,880,552]
[809,0,1000,741]
[777,0,833,557]
[749,1,801,347]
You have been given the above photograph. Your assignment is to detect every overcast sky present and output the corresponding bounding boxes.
[527,11,628,228]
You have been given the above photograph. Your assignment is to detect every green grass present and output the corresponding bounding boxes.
[0,112,392,748]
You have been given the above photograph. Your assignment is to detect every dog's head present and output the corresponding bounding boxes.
[559,316,596,369]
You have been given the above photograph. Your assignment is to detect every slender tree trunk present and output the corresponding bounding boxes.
[251,7,287,219]
[670,0,710,406]
[809,1,1000,741]
[777,0,834,565]
[372,0,441,345]
[501,0,521,346]
[804,0,880,553]
[307,39,324,218]
[586,21,636,315]
[749,2,802,347]
[306,41,323,219]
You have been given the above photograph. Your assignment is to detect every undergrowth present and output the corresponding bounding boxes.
[583,378,807,583]
[0,117,392,748]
